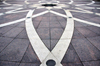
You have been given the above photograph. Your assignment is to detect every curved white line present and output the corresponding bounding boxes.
[3,0,11,5]
[75,7,100,16]
[52,10,74,62]
[86,1,95,5]
[68,0,73,4]
[25,9,74,66]
[0,10,49,28]
[0,8,23,16]
[24,0,30,4]
[1,0,23,7]
[25,10,50,62]
[75,1,95,6]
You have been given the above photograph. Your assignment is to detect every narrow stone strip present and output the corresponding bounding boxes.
[51,10,74,62]
[68,0,73,4]
[3,0,11,5]
[0,18,25,28]
[0,10,49,28]
[50,10,66,18]
[25,10,50,62]
[24,0,30,4]
[75,0,95,6]
[74,18,100,27]
[32,10,49,18]
[86,1,95,5]
[25,9,74,66]
[0,8,23,16]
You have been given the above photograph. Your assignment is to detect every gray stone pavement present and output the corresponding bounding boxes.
[0,0,100,66]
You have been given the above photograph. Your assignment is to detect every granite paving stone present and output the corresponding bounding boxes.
[3,27,24,38]
[62,44,81,63]
[16,29,28,39]
[0,37,13,52]
[0,61,19,66]
[62,62,83,66]
[87,17,100,24]
[41,17,50,22]
[73,15,88,20]
[32,16,42,22]
[38,22,49,28]
[42,40,50,50]
[50,13,56,16]
[0,26,14,36]
[72,28,85,39]
[83,61,100,66]
[19,63,40,66]
[0,39,29,61]
[21,44,40,63]
[0,0,100,66]
[86,26,100,35]
[50,28,63,40]
[56,16,66,22]
[76,27,99,38]
[50,21,62,28]
[79,13,98,19]
[50,16,58,22]
[50,40,59,51]
[17,22,25,28]
[72,38,100,61]
[37,28,50,40]
[74,21,85,28]
[0,12,27,24]
[87,36,100,50]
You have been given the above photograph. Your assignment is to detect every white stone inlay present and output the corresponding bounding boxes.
[74,18,100,27]
[68,0,73,4]
[0,10,49,27]
[50,10,66,18]
[25,10,50,62]
[75,0,95,6]
[25,9,74,66]
[3,0,11,5]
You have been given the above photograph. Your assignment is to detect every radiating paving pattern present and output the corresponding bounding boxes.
[0,0,100,66]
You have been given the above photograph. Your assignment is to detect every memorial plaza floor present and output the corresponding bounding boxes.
[0,0,100,66]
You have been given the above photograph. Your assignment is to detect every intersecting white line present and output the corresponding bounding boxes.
[68,0,73,4]
[75,7,100,16]
[25,9,74,66]
[51,10,74,62]
[1,8,100,28]
[0,10,49,28]
[50,10,66,18]
[32,10,49,18]
[75,1,95,6]
[49,10,100,27]
[0,8,23,16]
[25,10,50,62]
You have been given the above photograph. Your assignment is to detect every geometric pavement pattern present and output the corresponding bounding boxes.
[0,0,100,66]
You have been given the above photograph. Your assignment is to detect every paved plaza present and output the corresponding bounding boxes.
[0,0,100,66]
